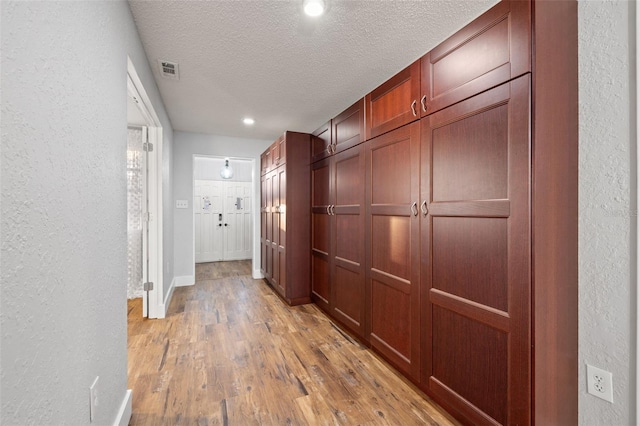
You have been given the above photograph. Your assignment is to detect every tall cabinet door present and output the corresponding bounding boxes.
[268,168,279,287]
[264,171,274,281]
[421,76,531,425]
[365,121,421,380]
[260,174,267,276]
[311,158,331,312]
[332,144,365,338]
[276,166,287,296]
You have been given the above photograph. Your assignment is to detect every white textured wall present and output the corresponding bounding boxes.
[173,131,271,280]
[578,0,635,424]
[1,1,173,424]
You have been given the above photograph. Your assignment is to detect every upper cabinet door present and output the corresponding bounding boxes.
[311,121,332,163]
[276,135,286,166]
[365,60,421,140]
[332,98,364,155]
[420,0,531,116]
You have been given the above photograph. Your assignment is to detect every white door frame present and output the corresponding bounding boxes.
[191,155,255,269]
[128,57,164,319]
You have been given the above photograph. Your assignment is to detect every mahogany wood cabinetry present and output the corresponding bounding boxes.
[365,122,421,380]
[260,131,311,305]
[365,0,530,140]
[421,76,531,425]
[311,100,366,338]
[306,1,577,425]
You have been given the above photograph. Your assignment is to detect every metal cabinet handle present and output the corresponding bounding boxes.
[331,205,335,215]
[326,205,331,215]
[411,202,418,216]
[421,200,428,216]
[411,100,417,117]
[421,95,427,113]
[332,144,337,154]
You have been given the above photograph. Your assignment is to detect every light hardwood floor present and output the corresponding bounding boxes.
[127,260,458,425]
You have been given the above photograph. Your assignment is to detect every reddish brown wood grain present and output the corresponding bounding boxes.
[421,76,531,425]
[531,0,578,424]
[421,0,531,117]
[365,61,421,140]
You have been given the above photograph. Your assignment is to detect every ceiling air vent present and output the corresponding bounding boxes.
[158,60,180,80]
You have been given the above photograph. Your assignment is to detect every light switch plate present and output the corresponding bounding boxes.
[176,200,189,209]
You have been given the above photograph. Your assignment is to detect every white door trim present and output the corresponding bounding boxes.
[127,57,164,319]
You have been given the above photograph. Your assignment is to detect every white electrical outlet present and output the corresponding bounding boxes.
[586,364,613,403]
[176,200,189,209]
[90,376,99,422]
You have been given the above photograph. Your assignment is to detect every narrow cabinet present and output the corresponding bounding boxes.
[310,102,366,339]
[310,157,331,312]
[260,131,311,306]
[364,121,421,381]
[330,145,365,337]
[420,76,531,425]
[311,120,332,163]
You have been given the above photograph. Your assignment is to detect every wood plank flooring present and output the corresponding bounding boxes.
[128,260,458,425]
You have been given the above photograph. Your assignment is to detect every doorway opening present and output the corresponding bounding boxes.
[126,57,164,319]
[193,156,254,267]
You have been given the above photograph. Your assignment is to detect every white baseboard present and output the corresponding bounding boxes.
[157,278,176,319]
[113,389,132,426]
[175,275,195,287]
[252,269,264,279]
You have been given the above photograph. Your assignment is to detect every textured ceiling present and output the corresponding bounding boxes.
[128,0,498,141]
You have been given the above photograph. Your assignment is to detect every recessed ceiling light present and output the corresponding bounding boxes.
[243,117,255,125]
[303,0,324,17]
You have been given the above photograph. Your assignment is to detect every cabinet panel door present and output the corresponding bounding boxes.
[270,140,280,170]
[260,151,269,176]
[365,122,421,380]
[264,171,275,281]
[311,158,331,311]
[276,135,286,166]
[332,145,365,338]
[421,0,530,116]
[312,121,332,163]
[421,76,530,426]
[365,60,421,140]
[269,169,280,288]
[260,174,267,276]
[275,166,286,294]
[333,98,364,155]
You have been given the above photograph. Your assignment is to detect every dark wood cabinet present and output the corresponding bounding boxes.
[311,120,332,163]
[330,145,365,337]
[420,0,530,117]
[365,60,421,140]
[365,122,421,380]
[311,118,366,338]
[310,157,331,312]
[303,1,577,424]
[421,76,531,425]
[332,98,365,155]
[260,131,311,305]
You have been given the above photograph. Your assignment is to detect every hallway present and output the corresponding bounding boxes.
[127,260,458,425]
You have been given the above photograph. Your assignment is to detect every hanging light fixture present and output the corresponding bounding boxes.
[220,158,234,179]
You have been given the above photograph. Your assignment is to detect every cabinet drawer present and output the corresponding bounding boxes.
[420,0,530,115]
[365,60,421,140]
